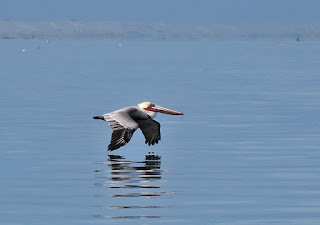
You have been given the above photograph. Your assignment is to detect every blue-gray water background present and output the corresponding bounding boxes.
[1,39,320,224]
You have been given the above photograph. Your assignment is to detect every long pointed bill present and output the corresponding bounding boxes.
[145,104,183,115]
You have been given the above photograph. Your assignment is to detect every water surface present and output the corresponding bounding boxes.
[1,39,320,224]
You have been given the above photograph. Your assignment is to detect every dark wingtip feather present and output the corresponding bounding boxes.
[107,145,117,151]
[93,116,104,120]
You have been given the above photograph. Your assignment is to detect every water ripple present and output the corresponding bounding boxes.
[93,153,172,219]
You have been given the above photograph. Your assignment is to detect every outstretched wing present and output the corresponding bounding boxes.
[137,119,161,146]
[103,111,139,151]
[108,127,136,151]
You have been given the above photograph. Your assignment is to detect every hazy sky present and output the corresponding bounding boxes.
[2,0,320,23]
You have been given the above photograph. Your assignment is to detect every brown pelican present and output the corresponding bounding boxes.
[93,102,183,151]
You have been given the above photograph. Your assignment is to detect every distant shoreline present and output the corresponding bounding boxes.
[1,21,319,40]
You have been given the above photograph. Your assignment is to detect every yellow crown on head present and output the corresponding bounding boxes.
[138,101,152,109]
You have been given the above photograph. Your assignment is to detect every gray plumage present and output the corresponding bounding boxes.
[94,106,161,151]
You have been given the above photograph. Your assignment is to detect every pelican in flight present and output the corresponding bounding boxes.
[93,102,183,151]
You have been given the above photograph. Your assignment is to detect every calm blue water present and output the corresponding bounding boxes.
[1,39,320,225]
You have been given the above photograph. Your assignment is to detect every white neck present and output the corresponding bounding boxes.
[145,110,157,118]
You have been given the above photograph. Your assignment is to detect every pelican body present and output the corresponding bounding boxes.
[93,102,183,151]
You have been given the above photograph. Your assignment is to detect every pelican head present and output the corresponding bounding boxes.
[138,102,183,118]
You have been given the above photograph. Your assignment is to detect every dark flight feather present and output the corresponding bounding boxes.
[137,119,161,146]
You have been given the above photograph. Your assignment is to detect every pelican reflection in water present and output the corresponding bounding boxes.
[94,153,173,219]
